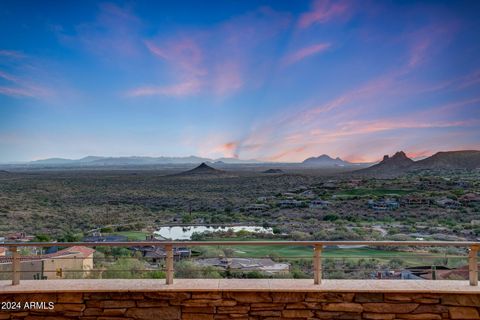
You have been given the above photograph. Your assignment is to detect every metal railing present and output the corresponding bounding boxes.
[1,240,479,286]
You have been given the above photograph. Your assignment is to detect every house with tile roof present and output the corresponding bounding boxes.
[0,246,95,280]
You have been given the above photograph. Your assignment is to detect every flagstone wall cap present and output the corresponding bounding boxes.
[1,279,480,294]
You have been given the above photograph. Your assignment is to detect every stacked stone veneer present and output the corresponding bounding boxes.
[1,291,480,320]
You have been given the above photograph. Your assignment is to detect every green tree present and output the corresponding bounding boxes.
[34,234,51,242]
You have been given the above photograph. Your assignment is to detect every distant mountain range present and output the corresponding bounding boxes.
[357,150,480,176]
[28,155,261,166]
[24,154,359,167]
[7,150,479,171]
[302,154,353,167]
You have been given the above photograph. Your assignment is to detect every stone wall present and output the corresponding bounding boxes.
[1,291,480,319]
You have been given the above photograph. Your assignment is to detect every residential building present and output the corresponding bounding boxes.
[400,195,431,207]
[368,199,399,211]
[278,200,304,208]
[129,245,191,263]
[245,204,270,212]
[435,198,461,208]
[3,232,34,242]
[0,246,95,280]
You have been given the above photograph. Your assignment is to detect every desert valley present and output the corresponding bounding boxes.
[1,150,479,280]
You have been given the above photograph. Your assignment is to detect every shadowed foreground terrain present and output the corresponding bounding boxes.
[0,161,479,244]
[0,166,327,235]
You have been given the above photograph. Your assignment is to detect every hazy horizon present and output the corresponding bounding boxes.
[4,148,480,165]
[1,0,480,163]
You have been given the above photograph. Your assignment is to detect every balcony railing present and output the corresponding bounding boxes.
[1,240,479,286]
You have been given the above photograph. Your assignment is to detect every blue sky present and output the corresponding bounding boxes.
[1,0,479,163]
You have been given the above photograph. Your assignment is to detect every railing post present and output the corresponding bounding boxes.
[469,245,479,286]
[313,244,322,285]
[165,244,174,285]
[11,246,21,285]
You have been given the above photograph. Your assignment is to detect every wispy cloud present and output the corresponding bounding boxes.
[283,43,331,66]
[404,20,459,69]
[0,49,76,101]
[255,117,478,162]
[127,79,202,97]
[131,38,207,97]
[267,146,308,162]
[129,6,291,98]
[145,39,205,77]
[217,50,479,162]
[212,62,244,96]
[0,50,25,59]
[56,3,144,60]
[298,0,351,29]
[319,118,478,139]
[416,69,480,93]
[0,70,53,99]
[408,38,431,68]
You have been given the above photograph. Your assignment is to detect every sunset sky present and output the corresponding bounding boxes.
[1,0,479,163]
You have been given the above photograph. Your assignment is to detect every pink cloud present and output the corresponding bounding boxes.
[283,43,331,65]
[323,119,478,139]
[133,7,290,98]
[227,22,476,162]
[297,71,397,122]
[402,70,480,94]
[138,38,208,97]
[0,70,53,99]
[406,150,434,160]
[257,116,477,162]
[408,38,431,68]
[423,69,480,93]
[212,62,244,96]
[298,0,351,29]
[456,69,480,89]
[404,20,459,69]
[223,21,478,162]
[145,39,205,77]
[140,39,205,97]
[216,141,240,158]
[196,136,242,159]
[266,146,308,162]
[127,79,201,97]
[227,82,479,162]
